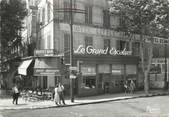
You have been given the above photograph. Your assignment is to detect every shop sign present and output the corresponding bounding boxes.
[34,68,60,76]
[74,45,132,56]
[112,70,121,74]
[34,49,57,56]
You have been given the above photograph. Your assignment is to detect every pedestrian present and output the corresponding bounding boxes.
[124,80,128,94]
[58,83,66,105]
[54,84,60,105]
[129,80,135,94]
[12,84,20,105]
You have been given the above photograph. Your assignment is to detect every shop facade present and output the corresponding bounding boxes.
[72,54,139,97]
[149,58,169,89]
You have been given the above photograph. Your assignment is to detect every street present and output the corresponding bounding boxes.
[0,95,169,117]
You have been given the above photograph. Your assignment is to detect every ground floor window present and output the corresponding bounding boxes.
[82,76,96,89]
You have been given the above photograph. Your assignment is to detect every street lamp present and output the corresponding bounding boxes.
[164,40,168,90]
[53,0,85,102]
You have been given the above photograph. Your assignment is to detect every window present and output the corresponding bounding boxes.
[47,35,51,49]
[83,76,96,89]
[64,1,70,23]
[42,8,45,24]
[116,40,129,50]
[132,42,140,56]
[103,10,110,28]
[43,76,47,89]
[85,36,93,48]
[85,5,92,24]
[64,34,70,53]
[47,2,50,22]
[104,39,110,50]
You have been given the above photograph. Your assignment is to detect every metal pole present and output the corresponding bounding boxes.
[164,41,167,90]
[70,0,74,102]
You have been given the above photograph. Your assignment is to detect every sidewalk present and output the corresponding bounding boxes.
[0,90,168,110]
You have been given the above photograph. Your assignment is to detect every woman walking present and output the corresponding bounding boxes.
[54,84,60,105]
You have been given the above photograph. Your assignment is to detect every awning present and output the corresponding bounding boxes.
[18,59,33,75]
[34,57,61,76]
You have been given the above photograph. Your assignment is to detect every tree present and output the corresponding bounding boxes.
[0,0,27,88]
[109,0,169,94]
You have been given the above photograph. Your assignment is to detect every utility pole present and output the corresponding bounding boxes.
[54,0,85,102]
[70,0,74,102]
[164,40,168,90]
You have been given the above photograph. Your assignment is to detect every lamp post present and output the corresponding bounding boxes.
[164,40,168,90]
[47,0,85,102]
[69,0,74,102]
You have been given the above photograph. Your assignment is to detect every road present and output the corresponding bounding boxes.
[0,95,169,117]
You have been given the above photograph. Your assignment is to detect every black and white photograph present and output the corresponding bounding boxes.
[0,0,169,117]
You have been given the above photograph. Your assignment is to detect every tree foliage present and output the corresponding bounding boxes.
[109,0,169,93]
[0,0,27,56]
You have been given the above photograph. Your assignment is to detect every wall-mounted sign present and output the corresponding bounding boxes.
[34,49,58,56]
[34,68,61,76]
[74,45,132,56]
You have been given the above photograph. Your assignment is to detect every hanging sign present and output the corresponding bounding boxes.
[74,45,132,56]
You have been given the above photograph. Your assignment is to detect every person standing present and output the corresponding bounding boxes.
[129,80,135,94]
[54,84,60,105]
[12,84,20,105]
[58,83,66,105]
[124,80,128,94]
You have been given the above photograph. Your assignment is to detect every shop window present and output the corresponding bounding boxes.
[85,5,92,25]
[83,76,96,89]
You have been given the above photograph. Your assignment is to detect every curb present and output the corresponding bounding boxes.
[1,92,169,110]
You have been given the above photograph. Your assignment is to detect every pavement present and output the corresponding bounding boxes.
[0,90,168,110]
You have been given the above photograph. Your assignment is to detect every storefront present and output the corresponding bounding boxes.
[149,58,169,89]
[74,54,139,97]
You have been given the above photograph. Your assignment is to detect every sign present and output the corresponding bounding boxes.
[34,49,58,56]
[70,74,76,79]
[69,66,77,70]
[112,70,121,74]
[34,68,61,76]
[74,45,132,56]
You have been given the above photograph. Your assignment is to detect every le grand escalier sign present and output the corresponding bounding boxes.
[74,45,132,56]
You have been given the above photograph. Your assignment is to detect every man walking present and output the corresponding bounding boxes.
[12,84,20,105]
[58,83,66,105]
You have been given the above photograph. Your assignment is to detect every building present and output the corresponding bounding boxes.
[34,0,140,96]
[19,0,169,96]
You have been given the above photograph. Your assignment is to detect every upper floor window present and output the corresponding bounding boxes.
[47,35,51,49]
[85,36,93,47]
[64,33,70,53]
[104,39,110,49]
[132,42,140,56]
[47,2,51,22]
[116,40,129,50]
[42,8,45,24]
[85,5,92,25]
[103,10,110,28]
[64,1,70,23]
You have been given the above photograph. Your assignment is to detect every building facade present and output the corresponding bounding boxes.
[18,0,169,96]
